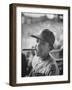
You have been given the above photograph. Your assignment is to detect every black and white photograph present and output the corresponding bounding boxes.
[21,13,63,77]
[9,3,70,86]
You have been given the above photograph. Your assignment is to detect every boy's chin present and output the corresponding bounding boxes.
[36,52,41,56]
[36,53,43,58]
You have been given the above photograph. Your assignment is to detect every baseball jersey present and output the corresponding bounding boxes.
[29,55,59,76]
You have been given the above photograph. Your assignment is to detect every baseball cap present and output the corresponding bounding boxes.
[31,29,55,47]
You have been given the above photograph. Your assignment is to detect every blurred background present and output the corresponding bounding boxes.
[21,12,63,77]
[21,12,63,50]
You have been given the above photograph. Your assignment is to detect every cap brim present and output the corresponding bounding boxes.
[31,35,54,49]
[30,35,43,41]
[31,34,50,43]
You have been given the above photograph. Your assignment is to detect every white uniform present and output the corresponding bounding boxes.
[29,55,59,76]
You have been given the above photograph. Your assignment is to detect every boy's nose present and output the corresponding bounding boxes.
[35,43,39,49]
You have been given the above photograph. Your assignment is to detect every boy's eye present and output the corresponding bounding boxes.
[36,39,45,45]
[36,39,39,43]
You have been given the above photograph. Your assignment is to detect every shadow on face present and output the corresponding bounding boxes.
[36,39,51,58]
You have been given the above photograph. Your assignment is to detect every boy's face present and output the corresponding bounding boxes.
[36,39,50,59]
